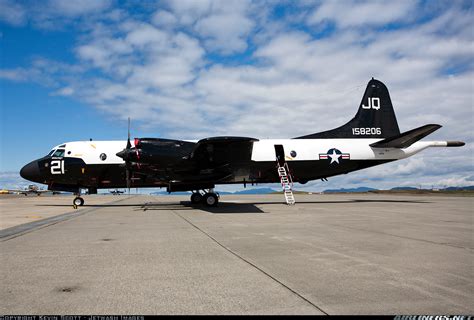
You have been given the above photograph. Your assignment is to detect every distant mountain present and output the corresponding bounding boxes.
[443,186,474,191]
[323,187,378,193]
[390,186,474,191]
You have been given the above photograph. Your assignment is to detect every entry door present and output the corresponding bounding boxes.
[274,144,285,165]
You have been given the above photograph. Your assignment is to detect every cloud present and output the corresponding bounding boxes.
[0,0,26,26]
[195,12,254,53]
[308,1,415,28]
[48,0,111,17]
[0,68,30,81]
[166,0,255,54]
[53,86,74,96]
[166,0,214,25]
[0,0,112,28]
[151,10,177,27]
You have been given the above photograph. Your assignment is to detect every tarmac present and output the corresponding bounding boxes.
[0,193,472,314]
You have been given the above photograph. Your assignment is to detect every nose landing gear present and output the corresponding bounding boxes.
[73,190,85,209]
[73,197,84,207]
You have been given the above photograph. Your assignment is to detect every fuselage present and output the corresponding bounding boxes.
[19,78,464,198]
[19,138,445,192]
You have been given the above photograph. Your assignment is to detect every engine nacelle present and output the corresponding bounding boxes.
[131,138,195,167]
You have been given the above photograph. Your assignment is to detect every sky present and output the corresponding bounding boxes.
[0,0,472,192]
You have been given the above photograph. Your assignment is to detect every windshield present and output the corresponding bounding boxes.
[47,149,55,156]
[52,149,65,157]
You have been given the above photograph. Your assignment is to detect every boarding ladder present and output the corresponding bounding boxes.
[277,162,295,205]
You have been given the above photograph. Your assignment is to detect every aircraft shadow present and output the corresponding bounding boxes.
[36,201,265,214]
[136,201,265,214]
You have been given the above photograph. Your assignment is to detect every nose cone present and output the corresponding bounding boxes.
[116,148,136,161]
[20,161,41,182]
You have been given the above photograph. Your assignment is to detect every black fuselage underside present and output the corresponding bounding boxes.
[30,157,393,191]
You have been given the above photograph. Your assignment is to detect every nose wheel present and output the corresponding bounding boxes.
[73,196,84,207]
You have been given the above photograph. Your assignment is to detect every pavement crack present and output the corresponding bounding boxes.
[171,209,329,315]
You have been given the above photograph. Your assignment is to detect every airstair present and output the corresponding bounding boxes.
[277,162,295,205]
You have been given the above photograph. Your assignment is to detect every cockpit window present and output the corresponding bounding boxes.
[47,149,55,156]
[52,149,65,157]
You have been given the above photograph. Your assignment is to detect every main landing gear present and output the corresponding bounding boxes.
[190,189,219,207]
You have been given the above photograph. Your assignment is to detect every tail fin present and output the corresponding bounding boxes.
[296,78,400,139]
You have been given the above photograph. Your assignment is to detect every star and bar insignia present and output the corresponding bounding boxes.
[319,148,350,164]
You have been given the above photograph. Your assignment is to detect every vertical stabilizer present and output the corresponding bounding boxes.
[296,78,400,139]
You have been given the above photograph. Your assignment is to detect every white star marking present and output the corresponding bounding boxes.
[328,149,342,164]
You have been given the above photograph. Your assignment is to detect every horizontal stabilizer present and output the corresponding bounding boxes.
[370,124,442,148]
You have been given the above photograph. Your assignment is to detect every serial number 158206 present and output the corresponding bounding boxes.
[352,127,381,135]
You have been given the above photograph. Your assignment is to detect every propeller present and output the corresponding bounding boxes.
[125,117,132,194]
[116,117,133,194]
[116,118,147,194]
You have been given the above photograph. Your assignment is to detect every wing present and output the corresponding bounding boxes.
[190,136,259,169]
[118,136,258,188]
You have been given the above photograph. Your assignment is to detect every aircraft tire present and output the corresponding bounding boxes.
[190,192,202,204]
[73,197,84,206]
[203,193,218,207]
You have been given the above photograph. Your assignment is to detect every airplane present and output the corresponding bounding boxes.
[109,189,125,195]
[4,184,55,196]
[19,78,465,207]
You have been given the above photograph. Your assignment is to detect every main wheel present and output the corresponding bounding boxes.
[203,193,218,207]
[73,197,84,206]
[190,192,203,204]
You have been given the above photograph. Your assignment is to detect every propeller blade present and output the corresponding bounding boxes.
[122,117,133,195]
[126,167,131,194]
[126,117,131,149]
